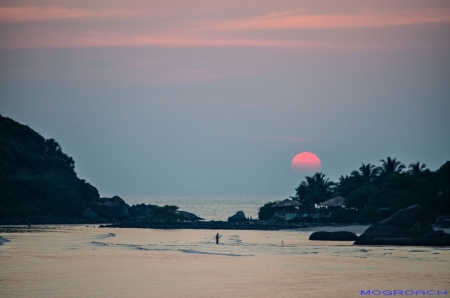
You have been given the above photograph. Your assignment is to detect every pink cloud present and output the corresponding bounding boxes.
[0,6,141,23]
[200,9,450,30]
[1,5,449,50]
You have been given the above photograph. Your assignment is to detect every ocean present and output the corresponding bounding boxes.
[121,195,282,221]
[1,225,449,298]
[1,196,449,297]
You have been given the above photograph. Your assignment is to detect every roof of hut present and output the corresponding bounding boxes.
[271,199,302,208]
[319,196,346,207]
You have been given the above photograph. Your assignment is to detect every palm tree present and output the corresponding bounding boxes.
[380,157,405,174]
[295,181,307,200]
[338,175,350,185]
[356,163,380,184]
[408,162,427,175]
[295,173,335,206]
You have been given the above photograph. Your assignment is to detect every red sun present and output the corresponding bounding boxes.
[291,152,321,172]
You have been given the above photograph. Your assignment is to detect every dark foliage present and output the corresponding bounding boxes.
[0,115,100,217]
[262,156,450,222]
[151,205,184,222]
[258,201,278,220]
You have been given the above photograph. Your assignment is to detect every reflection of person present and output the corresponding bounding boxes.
[215,233,221,244]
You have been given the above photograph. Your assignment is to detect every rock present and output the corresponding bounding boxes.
[414,230,450,246]
[309,231,330,240]
[438,219,450,228]
[228,211,248,222]
[179,211,204,221]
[129,204,158,219]
[81,207,101,219]
[354,205,436,246]
[130,207,150,219]
[89,196,130,220]
[309,231,359,241]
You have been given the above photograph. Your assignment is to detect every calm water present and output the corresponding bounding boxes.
[122,195,282,220]
[1,226,449,298]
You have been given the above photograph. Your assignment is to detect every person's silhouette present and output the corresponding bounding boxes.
[215,233,221,244]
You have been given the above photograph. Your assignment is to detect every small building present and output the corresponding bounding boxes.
[319,196,346,208]
[271,199,302,220]
[319,196,346,217]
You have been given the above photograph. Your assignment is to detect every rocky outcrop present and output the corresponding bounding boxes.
[438,219,450,228]
[414,230,450,246]
[179,211,204,221]
[89,196,130,220]
[354,205,449,246]
[81,207,101,219]
[228,211,248,222]
[129,204,158,220]
[309,231,359,241]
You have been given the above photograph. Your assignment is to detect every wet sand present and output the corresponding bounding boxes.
[1,226,449,297]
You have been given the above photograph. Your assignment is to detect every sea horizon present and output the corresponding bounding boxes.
[120,195,284,221]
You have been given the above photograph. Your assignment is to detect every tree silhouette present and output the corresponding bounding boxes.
[296,173,335,206]
[380,157,405,174]
[408,162,427,175]
[351,163,380,184]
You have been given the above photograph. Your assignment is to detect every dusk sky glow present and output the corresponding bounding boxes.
[1,0,449,197]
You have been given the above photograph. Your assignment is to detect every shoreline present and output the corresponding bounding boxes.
[98,220,360,231]
[0,214,363,231]
[0,222,360,232]
[0,217,364,232]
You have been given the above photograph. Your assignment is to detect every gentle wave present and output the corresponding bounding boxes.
[0,236,10,245]
[179,249,253,257]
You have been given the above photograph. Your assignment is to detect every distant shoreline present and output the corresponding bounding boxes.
[0,221,369,233]
[0,214,364,231]
[98,220,363,231]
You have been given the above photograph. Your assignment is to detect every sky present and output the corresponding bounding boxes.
[1,0,449,197]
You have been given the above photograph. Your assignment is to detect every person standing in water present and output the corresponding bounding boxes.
[215,233,221,244]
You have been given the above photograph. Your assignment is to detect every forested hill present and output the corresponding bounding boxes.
[0,115,101,217]
[290,159,450,222]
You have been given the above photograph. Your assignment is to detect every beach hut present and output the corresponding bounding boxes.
[318,196,346,217]
[271,199,302,220]
[319,196,346,207]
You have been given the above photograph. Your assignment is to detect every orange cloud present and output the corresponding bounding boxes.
[0,6,141,23]
[1,5,449,50]
[201,9,450,30]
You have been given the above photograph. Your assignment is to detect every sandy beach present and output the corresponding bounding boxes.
[1,225,449,298]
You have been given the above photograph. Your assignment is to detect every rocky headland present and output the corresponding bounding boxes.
[354,204,450,246]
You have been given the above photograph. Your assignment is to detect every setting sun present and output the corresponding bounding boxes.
[291,152,321,172]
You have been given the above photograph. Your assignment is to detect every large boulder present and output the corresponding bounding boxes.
[354,205,438,246]
[414,230,450,246]
[309,231,359,241]
[228,211,248,222]
[89,196,130,220]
